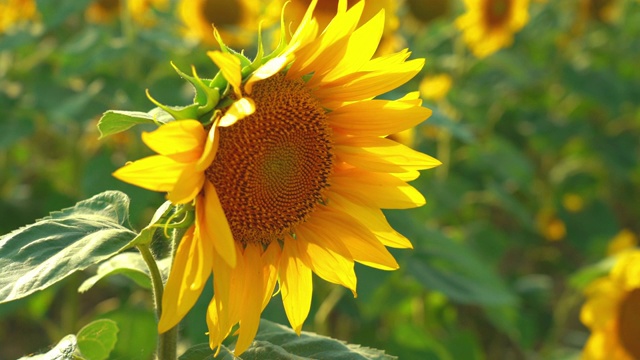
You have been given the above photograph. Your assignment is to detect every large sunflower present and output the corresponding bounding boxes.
[581,250,640,360]
[455,0,530,58]
[114,0,439,355]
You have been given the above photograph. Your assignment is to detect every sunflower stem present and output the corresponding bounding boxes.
[138,243,177,360]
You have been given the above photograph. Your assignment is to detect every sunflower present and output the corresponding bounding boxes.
[178,0,280,46]
[114,0,439,355]
[455,0,530,58]
[0,0,38,34]
[581,249,640,360]
[419,73,453,102]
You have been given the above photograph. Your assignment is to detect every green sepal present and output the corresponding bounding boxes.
[170,62,221,110]
[146,89,201,120]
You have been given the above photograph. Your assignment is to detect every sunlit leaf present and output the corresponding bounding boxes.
[18,334,77,360]
[0,191,136,304]
[97,108,173,138]
[76,319,119,360]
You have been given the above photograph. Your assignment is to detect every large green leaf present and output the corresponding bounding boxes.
[76,319,119,360]
[18,334,77,360]
[181,319,395,360]
[78,252,172,292]
[0,191,137,304]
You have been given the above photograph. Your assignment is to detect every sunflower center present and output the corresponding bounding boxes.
[617,288,640,358]
[201,0,241,27]
[206,73,333,245]
[483,0,512,27]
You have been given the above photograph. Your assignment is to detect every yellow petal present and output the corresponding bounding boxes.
[207,250,235,349]
[328,100,431,137]
[208,51,242,98]
[200,182,237,268]
[158,226,211,332]
[312,208,399,271]
[331,168,426,209]
[260,241,281,310]
[195,119,220,172]
[320,9,385,83]
[296,225,357,295]
[327,190,413,249]
[279,235,313,334]
[219,97,255,127]
[288,1,363,79]
[167,163,204,204]
[234,245,264,355]
[142,120,205,162]
[245,56,290,94]
[316,59,425,106]
[112,155,185,192]
[288,0,318,48]
[334,136,441,173]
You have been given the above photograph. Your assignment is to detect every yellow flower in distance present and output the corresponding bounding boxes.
[179,0,280,46]
[0,0,38,33]
[85,0,168,26]
[419,73,453,101]
[581,250,640,360]
[114,0,439,355]
[455,0,530,58]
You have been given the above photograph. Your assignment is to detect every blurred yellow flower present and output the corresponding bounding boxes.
[419,73,453,101]
[581,250,640,360]
[608,229,638,256]
[563,193,585,213]
[580,0,619,23]
[114,0,439,354]
[85,0,168,26]
[178,0,280,46]
[0,0,38,33]
[536,209,566,241]
[455,0,530,58]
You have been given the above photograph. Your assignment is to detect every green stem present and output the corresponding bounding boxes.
[138,243,177,360]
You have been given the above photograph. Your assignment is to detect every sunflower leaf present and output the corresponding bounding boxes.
[18,334,78,360]
[181,319,396,360]
[78,252,172,292]
[0,191,137,304]
[76,319,119,360]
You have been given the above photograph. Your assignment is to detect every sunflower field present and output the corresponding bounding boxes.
[1,0,640,359]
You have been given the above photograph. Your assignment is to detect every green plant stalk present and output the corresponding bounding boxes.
[138,243,177,360]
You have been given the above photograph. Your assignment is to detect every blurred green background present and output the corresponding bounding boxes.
[1,0,639,359]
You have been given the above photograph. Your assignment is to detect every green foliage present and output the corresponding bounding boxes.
[97,110,163,139]
[0,191,136,304]
[180,319,395,360]
[19,319,119,360]
[19,335,78,360]
[76,319,119,360]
